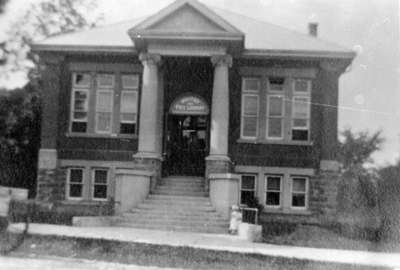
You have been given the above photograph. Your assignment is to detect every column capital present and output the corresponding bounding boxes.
[139,53,162,66]
[211,54,232,68]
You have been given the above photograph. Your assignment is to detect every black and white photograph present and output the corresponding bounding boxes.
[0,0,399,269]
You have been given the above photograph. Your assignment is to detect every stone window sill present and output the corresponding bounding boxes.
[237,138,313,146]
[66,133,137,139]
[263,207,312,216]
[60,200,110,206]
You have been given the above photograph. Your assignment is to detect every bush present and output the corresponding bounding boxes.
[378,164,400,242]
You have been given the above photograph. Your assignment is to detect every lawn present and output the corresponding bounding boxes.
[263,223,400,253]
[0,232,391,270]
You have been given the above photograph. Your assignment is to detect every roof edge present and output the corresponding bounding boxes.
[31,44,136,54]
[242,49,356,60]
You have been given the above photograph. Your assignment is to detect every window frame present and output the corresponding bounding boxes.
[266,94,285,140]
[70,73,90,134]
[240,77,261,140]
[239,174,257,206]
[290,176,309,210]
[91,168,109,201]
[291,95,311,141]
[293,78,312,95]
[95,88,114,134]
[264,175,283,208]
[66,168,84,201]
[119,74,139,135]
[268,77,285,93]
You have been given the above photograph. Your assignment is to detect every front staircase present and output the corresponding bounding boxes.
[114,176,229,234]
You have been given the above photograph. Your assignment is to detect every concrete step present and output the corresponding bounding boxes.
[152,190,208,196]
[122,212,227,222]
[114,222,227,234]
[135,203,215,212]
[155,186,205,193]
[163,176,204,181]
[116,217,227,227]
[147,194,211,202]
[141,199,212,207]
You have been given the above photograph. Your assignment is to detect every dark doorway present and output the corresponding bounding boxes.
[164,115,209,176]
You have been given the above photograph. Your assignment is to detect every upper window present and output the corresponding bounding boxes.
[268,77,285,92]
[240,76,312,143]
[292,79,311,141]
[266,95,285,139]
[120,75,139,135]
[291,176,308,209]
[241,78,260,139]
[265,175,282,207]
[240,174,257,206]
[69,72,139,136]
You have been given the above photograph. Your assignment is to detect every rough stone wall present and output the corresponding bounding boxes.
[36,167,67,202]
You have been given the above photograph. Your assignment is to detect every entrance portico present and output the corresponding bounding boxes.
[129,0,244,183]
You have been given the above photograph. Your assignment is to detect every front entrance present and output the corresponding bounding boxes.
[165,115,209,176]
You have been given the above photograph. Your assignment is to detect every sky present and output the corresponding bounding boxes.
[0,0,399,166]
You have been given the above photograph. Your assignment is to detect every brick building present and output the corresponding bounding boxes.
[32,0,355,231]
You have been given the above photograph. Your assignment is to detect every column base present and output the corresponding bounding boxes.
[132,152,162,191]
[208,173,240,219]
[205,155,232,191]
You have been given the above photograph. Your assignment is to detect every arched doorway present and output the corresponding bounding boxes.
[164,94,210,176]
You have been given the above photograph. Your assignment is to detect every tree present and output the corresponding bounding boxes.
[0,0,8,13]
[338,128,384,171]
[0,0,102,196]
[0,0,102,81]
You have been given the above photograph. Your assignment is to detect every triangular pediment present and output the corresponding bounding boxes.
[129,0,243,38]
[149,4,226,33]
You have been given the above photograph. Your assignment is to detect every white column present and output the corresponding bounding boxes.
[136,53,162,159]
[208,54,232,160]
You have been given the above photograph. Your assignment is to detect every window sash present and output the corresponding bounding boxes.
[67,168,84,200]
[241,94,259,139]
[71,89,89,122]
[268,77,285,92]
[73,73,91,88]
[290,176,308,209]
[240,174,257,205]
[122,74,139,89]
[92,169,108,201]
[97,74,115,89]
[266,95,285,139]
[95,89,114,134]
[242,78,260,92]
[265,175,282,207]
[293,79,311,95]
[120,90,138,124]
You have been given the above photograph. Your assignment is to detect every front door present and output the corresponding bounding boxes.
[164,115,208,176]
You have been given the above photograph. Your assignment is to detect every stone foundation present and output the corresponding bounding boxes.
[36,168,67,202]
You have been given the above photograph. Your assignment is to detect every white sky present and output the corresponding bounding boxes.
[0,0,399,166]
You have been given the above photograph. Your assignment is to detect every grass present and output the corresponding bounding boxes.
[263,224,400,253]
[0,232,391,270]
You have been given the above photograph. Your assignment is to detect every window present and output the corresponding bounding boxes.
[239,75,312,143]
[120,75,139,134]
[92,169,108,200]
[95,74,114,134]
[291,176,308,208]
[69,72,140,136]
[268,77,285,92]
[240,175,257,205]
[67,168,84,200]
[241,78,260,139]
[292,96,310,141]
[71,73,90,133]
[266,95,284,139]
[265,175,282,207]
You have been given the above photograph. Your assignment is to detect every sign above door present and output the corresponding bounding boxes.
[170,94,209,115]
